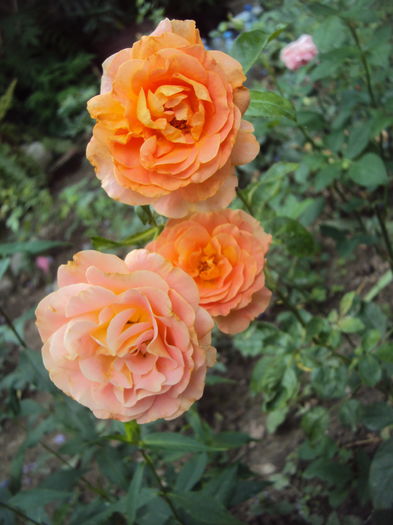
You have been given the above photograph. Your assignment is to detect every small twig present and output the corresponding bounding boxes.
[346,22,376,108]
[140,449,185,525]
[343,436,381,449]
[0,304,28,349]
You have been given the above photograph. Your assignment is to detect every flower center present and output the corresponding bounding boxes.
[170,118,189,131]
[198,254,220,280]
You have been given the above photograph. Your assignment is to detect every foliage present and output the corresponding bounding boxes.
[0,142,51,234]
[1,0,393,524]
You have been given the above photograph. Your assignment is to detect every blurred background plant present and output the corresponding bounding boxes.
[1,0,393,524]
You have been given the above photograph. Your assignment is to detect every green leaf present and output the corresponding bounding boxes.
[364,270,392,302]
[339,399,361,431]
[369,438,393,509]
[175,453,207,492]
[126,462,145,525]
[306,3,339,16]
[247,90,296,121]
[359,302,387,335]
[339,292,356,317]
[267,216,315,256]
[137,495,171,525]
[348,153,388,187]
[260,162,298,184]
[358,355,382,387]
[314,164,341,191]
[251,356,285,397]
[341,0,378,22]
[91,227,158,250]
[124,421,141,444]
[234,323,263,356]
[211,431,251,449]
[0,240,69,257]
[231,30,266,73]
[266,406,289,433]
[313,16,347,52]
[346,121,371,159]
[170,491,245,525]
[304,459,352,488]
[376,343,393,363]
[301,407,329,442]
[362,329,381,352]
[97,446,128,488]
[142,433,222,453]
[39,469,80,491]
[206,374,236,385]
[0,79,17,122]
[232,27,285,73]
[9,488,69,512]
[337,316,365,333]
[202,465,238,505]
[241,162,297,219]
[0,258,10,279]
[311,365,348,399]
[361,402,393,431]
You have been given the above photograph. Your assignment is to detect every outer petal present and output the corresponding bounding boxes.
[231,120,260,166]
[215,287,272,334]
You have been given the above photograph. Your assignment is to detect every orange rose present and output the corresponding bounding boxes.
[35,249,215,423]
[147,209,272,334]
[87,19,259,218]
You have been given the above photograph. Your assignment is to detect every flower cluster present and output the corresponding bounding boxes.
[36,19,274,424]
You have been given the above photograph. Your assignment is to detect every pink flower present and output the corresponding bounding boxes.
[280,35,318,71]
[35,249,215,423]
[147,209,272,334]
[36,256,53,274]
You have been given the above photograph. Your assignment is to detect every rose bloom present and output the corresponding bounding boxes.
[87,19,259,218]
[147,209,272,334]
[280,34,318,71]
[35,249,215,423]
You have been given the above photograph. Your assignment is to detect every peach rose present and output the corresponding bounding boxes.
[35,249,215,423]
[147,209,272,334]
[86,19,259,218]
[280,34,318,71]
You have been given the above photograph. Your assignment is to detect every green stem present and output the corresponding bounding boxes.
[274,287,306,327]
[347,22,376,108]
[140,449,184,525]
[236,188,254,216]
[332,181,368,232]
[297,123,323,152]
[375,205,393,274]
[141,205,159,229]
[124,226,159,244]
[0,501,42,525]
[0,304,28,349]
